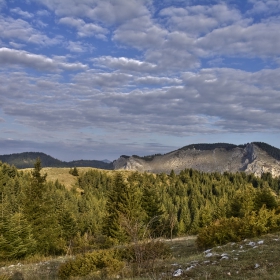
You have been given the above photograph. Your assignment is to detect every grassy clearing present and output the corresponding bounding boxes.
[1,233,280,279]
[21,167,95,190]
[20,167,134,190]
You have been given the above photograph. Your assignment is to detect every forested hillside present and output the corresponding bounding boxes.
[0,152,113,169]
[1,160,280,278]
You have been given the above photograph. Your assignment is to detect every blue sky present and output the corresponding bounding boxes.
[0,0,280,161]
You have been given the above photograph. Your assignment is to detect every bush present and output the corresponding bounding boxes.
[118,240,171,276]
[197,208,280,249]
[58,249,124,279]
[196,217,243,249]
[119,239,171,262]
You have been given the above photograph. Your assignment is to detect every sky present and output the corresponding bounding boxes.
[0,0,280,161]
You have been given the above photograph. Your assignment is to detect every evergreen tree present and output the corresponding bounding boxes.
[103,173,143,243]
[2,213,36,259]
[254,184,278,211]
[23,158,64,255]
[141,182,163,237]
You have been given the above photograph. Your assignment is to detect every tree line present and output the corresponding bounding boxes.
[0,159,280,261]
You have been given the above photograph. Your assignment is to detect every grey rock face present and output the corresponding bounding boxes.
[113,143,280,177]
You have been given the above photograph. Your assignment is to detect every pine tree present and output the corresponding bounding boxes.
[23,158,64,255]
[103,173,144,243]
[0,210,37,260]
[141,182,163,237]
[254,183,278,211]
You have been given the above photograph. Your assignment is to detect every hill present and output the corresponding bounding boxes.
[2,142,280,177]
[0,152,113,169]
[113,142,280,177]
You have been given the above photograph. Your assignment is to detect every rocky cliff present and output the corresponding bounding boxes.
[113,143,280,177]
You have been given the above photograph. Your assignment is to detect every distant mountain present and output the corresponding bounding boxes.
[102,159,112,164]
[3,142,280,176]
[0,152,113,169]
[113,142,280,177]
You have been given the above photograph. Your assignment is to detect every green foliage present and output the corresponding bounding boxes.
[141,181,163,237]
[103,173,144,243]
[0,156,280,262]
[197,207,280,249]
[197,217,244,249]
[23,159,65,255]
[180,143,245,151]
[0,213,36,260]
[69,167,79,176]
[58,249,124,279]
[58,240,171,279]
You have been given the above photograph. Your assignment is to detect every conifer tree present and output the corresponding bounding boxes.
[23,158,64,255]
[103,173,143,243]
[2,213,36,259]
[141,182,163,237]
[254,183,278,211]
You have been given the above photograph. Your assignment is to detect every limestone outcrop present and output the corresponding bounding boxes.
[113,143,280,177]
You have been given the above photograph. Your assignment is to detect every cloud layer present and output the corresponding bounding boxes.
[0,0,280,160]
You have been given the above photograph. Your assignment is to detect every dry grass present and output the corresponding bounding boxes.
[20,167,134,190]
[1,233,280,279]
[155,232,280,280]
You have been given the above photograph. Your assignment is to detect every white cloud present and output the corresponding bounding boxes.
[59,17,108,38]
[196,21,280,57]
[9,41,26,49]
[36,9,50,17]
[113,15,167,49]
[135,76,182,85]
[11,7,34,19]
[0,48,88,71]
[0,16,61,46]
[73,70,133,89]
[32,0,152,25]
[93,56,157,73]
[113,14,200,71]
[58,17,84,28]
[160,3,242,35]
[1,66,280,145]
[248,0,280,16]
[2,0,280,159]
[66,41,89,53]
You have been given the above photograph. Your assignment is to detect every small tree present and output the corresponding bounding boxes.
[69,167,79,176]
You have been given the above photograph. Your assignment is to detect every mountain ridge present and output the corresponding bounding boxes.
[113,142,280,177]
[0,152,113,169]
[1,142,280,176]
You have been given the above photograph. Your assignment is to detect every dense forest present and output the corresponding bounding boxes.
[1,159,280,278]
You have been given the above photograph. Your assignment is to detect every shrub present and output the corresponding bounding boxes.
[197,207,280,249]
[58,249,124,279]
[196,217,243,249]
[120,239,171,262]
[118,239,171,276]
